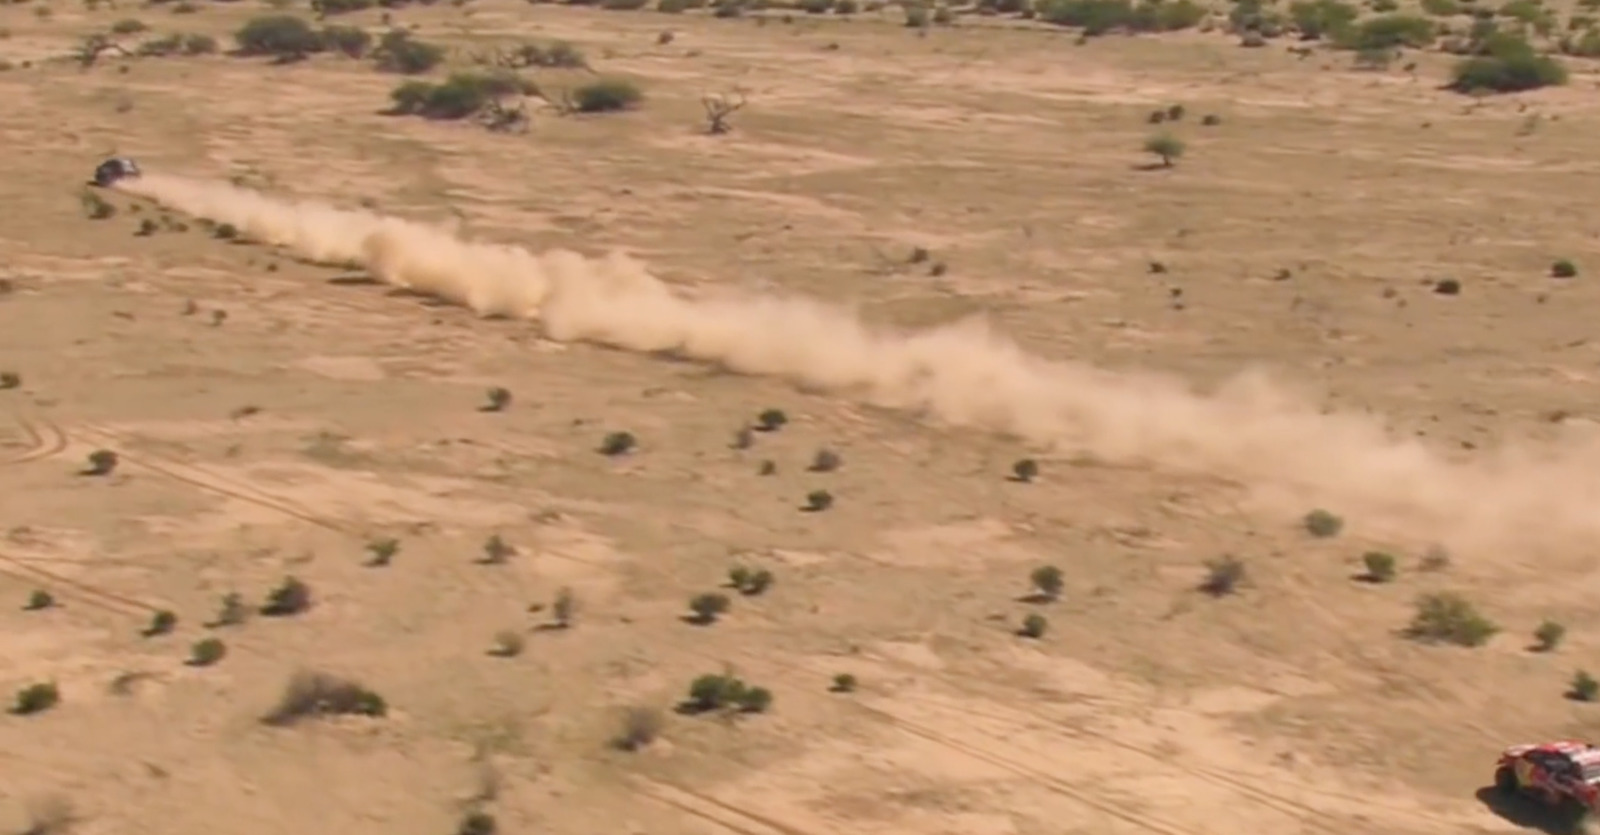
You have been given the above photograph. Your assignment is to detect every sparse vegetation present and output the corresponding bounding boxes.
[688,591,731,624]
[1019,612,1049,638]
[457,811,497,835]
[144,609,177,636]
[1200,556,1245,596]
[372,28,445,73]
[366,537,399,566]
[212,592,249,627]
[84,449,119,476]
[490,629,525,657]
[13,682,59,715]
[755,408,788,431]
[804,489,834,512]
[1571,670,1599,702]
[1303,509,1343,538]
[1360,551,1397,583]
[24,589,54,611]
[1406,592,1499,647]
[1011,458,1039,482]
[261,575,312,616]
[1534,619,1567,652]
[571,76,644,112]
[483,386,512,412]
[234,14,324,59]
[1029,565,1064,601]
[600,430,637,456]
[0,372,19,390]
[1552,259,1578,278]
[481,534,515,564]
[613,705,664,751]
[551,586,577,627]
[188,637,227,666]
[809,448,842,472]
[682,672,772,714]
[831,673,857,692]
[1143,131,1185,167]
[261,670,387,726]
[702,91,746,134]
[1449,32,1567,93]
[81,189,116,220]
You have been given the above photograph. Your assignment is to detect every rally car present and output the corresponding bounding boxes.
[1494,739,1600,818]
[90,156,140,188]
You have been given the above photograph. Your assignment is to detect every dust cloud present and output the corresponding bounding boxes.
[117,173,1600,556]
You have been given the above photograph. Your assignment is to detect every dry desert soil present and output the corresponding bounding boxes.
[2,0,1600,833]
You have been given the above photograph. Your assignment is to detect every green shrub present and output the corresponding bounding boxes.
[688,592,731,624]
[572,77,644,112]
[372,29,443,73]
[110,17,148,33]
[321,24,371,56]
[1337,13,1436,49]
[1288,0,1356,39]
[1534,619,1567,651]
[1303,508,1343,538]
[1420,0,1459,15]
[1037,0,1202,33]
[831,673,857,692]
[1030,565,1064,599]
[314,0,376,13]
[1361,551,1397,582]
[1020,613,1048,638]
[1450,50,1566,92]
[12,682,59,715]
[189,638,227,666]
[1571,670,1599,702]
[1143,131,1184,166]
[389,71,533,119]
[234,14,325,58]
[1552,258,1578,278]
[1406,592,1499,647]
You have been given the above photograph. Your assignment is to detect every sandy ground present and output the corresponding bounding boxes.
[3,0,1600,832]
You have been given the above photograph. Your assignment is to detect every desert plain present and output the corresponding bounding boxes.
[1,0,1600,832]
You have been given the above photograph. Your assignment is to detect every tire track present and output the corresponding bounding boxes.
[0,555,154,616]
[634,779,818,835]
[676,647,1202,835]
[2,416,68,465]
[73,423,354,536]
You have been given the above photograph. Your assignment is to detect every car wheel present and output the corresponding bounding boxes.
[1495,766,1519,794]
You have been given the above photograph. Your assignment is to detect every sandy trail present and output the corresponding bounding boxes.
[115,172,1600,557]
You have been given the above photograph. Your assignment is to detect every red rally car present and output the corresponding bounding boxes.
[1495,740,1600,816]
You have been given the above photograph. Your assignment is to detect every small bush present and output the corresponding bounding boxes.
[1337,13,1435,49]
[25,589,54,611]
[1200,556,1245,596]
[366,537,399,566]
[1449,34,1567,93]
[457,812,497,835]
[189,637,227,666]
[1534,619,1567,652]
[1011,458,1039,482]
[1030,565,1064,600]
[82,190,116,220]
[321,24,371,57]
[1303,508,1343,538]
[1572,670,1600,702]
[481,534,515,564]
[831,673,857,692]
[372,29,444,73]
[600,431,637,456]
[144,609,178,636]
[688,592,731,624]
[262,670,387,725]
[685,673,741,712]
[804,490,833,512]
[483,386,512,412]
[571,77,644,113]
[1289,0,1356,39]
[552,586,577,627]
[84,449,118,476]
[111,17,148,33]
[0,372,19,390]
[13,682,59,715]
[756,408,788,431]
[213,592,249,627]
[613,705,664,750]
[737,686,773,713]
[1552,259,1578,278]
[261,576,312,616]
[314,0,375,14]
[235,14,325,58]
[1361,551,1397,582]
[490,629,525,657]
[1143,132,1184,167]
[809,448,842,472]
[1406,592,1499,647]
[213,223,239,240]
[1019,613,1048,638]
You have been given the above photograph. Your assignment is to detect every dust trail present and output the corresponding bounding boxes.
[118,173,1600,557]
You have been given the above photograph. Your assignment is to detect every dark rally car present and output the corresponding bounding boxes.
[1495,739,1600,819]
[90,157,141,188]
